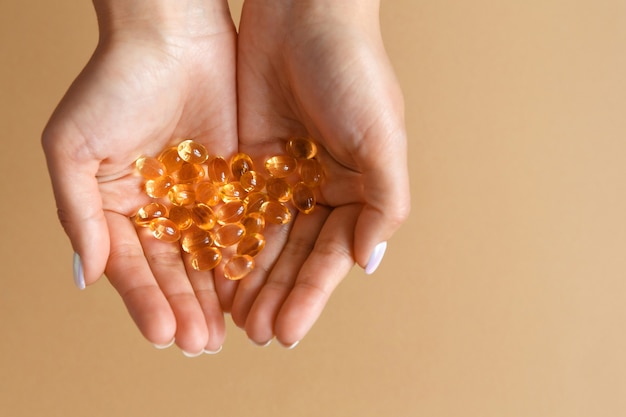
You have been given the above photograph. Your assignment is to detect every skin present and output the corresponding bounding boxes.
[42,0,410,353]
[228,0,410,346]
[42,0,237,354]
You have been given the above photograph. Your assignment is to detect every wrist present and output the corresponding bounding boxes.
[93,0,233,41]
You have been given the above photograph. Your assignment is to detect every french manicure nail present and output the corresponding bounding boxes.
[153,339,175,350]
[249,338,272,347]
[365,241,388,275]
[285,341,300,350]
[182,350,204,358]
[73,252,86,290]
[204,346,223,355]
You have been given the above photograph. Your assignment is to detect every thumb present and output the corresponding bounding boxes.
[42,130,110,289]
[353,125,411,274]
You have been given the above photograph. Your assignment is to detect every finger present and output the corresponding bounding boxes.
[104,212,176,346]
[42,132,109,287]
[229,208,300,330]
[274,204,359,346]
[352,125,411,273]
[244,206,330,345]
[183,260,226,353]
[137,224,209,355]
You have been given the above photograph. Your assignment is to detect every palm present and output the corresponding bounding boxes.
[228,3,408,346]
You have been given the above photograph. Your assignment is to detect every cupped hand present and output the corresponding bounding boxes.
[42,3,237,355]
[225,0,411,347]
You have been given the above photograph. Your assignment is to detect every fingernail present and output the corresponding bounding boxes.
[182,350,204,358]
[249,338,272,347]
[73,252,86,290]
[285,341,300,350]
[153,339,175,349]
[204,346,223,355]
[365,241,387,275]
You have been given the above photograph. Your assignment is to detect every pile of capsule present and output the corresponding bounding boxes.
[133,137,323,280]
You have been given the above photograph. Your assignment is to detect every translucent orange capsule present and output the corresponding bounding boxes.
[134,202,169,227]
[286,137,317,159]
[261,201,292,225]
[180,226,215,253]
[237,233,266,257]
[292,182,316,214]
[264,155,297,178]
[299,159,324,187]
[177,139,208,164]
[174,162,205,184]
[207,156,230,184]
[158,146,184,174]
[191,247,222,271]
[230,153,254,180]
[168,184,196,206]
[168,206,193,230]
[241,212,265,235]
[265,177,292,202]
[223,255,255,280]
[220,181,247,203]
[214,223,246,247]
[239,170,266,193]
[145,175,174,198]
[135,156,165,179]
[195,182,220,206]
[244,192,269,213]
[190,203,216,230]
[215,200,246,224]
[149,217,181,243]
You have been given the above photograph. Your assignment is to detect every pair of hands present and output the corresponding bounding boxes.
[42,0,410,355]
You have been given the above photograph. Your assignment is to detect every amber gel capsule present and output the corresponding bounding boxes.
[145,175,174,198]
[177,139,209,164]
[230,153,254,180]
[168,184,196,206]
[261,201,292,225]
[215,200,246,224]
[214,223,246,247]
[134,202,168,227]
[239,171,266,193]
[286,137,317,159]
[223,255,255,280]
[244,192,269,213]
[264,155,297,178]
[219,182,247,203]
[208,156,230,184]
[237,234,266,257]
[158,146,184,173]
[180,226,214,253]
[174,162,205,184]
[168,206,193,230]
[191,247,222,271]
[190,203,217,231]
[149,218,181,243]
[195,182,220,206]
[299,159,324,187]
[241,212,265,235]
[135,156,165,179]
[292,182,316,214]
[265,177,292,202]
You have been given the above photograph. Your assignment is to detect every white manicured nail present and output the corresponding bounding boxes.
[285,341,300,350]
[153,339,175,350]
[73,252,85,290]
[182,350,204,358]
[204,346,223,355]
[250,338,272,347]
[365,242,387,275]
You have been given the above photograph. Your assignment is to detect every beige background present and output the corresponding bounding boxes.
[2,0,626,416]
